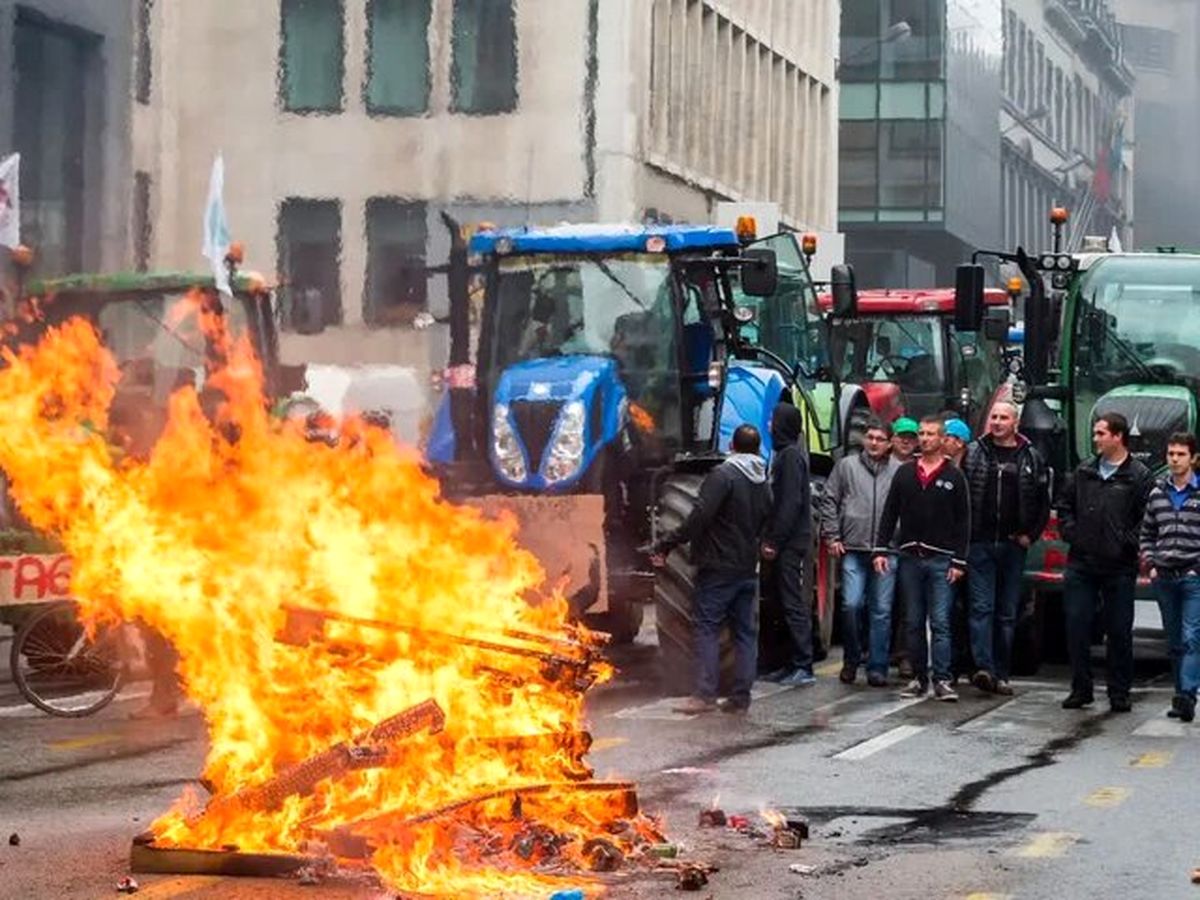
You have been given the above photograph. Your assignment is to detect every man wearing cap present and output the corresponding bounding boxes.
[963,401,1049,695]
[943,418,971,468]
[887,416,920,679]
[942,416,975,684]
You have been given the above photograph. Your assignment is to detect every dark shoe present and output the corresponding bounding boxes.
[1180,695,1196,723]
[899,678,928,699]
[867,671,888,688]
[718,698,750,715]
[993,680,1014,696]
[934,680,959,702]
[1109,695,1132,713]
[971,670,996,693]
[897,659,915,680]
[1062,691,1094,709]
[761,667,792,683]
[673,696,718,715]
[779,668,817,687]
[839,665,857,685]
[1168,695,1183,719]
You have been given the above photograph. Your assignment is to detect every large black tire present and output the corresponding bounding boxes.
[654,473,737,696]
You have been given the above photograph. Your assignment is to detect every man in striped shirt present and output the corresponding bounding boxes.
[1140,432,1200,723]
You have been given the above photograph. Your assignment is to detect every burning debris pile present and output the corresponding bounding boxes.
[0,304,664,896]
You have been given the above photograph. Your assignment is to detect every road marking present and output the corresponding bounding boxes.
[1014,831,1080,858]
[838,695,926,726]
[590,737,627,751]
[46,733,122,751]
[612,682,792,721]
[958,690,1076,735]
[1131,750,1173,768]
[1132,718,1190,738]
[0,686,150,718]
[1083,786,1130,808]
[833,724,925,760]
[131,876,227,898]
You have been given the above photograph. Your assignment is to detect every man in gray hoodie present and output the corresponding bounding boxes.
[819,416,901,686]
[652,424,772,714]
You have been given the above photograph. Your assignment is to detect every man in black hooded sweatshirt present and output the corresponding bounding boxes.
[762,402,817,686]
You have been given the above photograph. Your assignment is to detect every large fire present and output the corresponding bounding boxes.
[0,295,651,896]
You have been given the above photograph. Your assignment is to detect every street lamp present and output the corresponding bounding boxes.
[837,21,912,77]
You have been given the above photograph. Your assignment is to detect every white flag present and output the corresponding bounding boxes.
[201,154,232,295]
[0,153,20,250]
[1109,226,1124,254]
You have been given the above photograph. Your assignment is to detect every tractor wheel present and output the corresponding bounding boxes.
[653,473,737,696]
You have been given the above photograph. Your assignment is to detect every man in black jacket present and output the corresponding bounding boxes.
[652,424,771,714]
[963,401,1050,696]
[762,402,815,687]
[1058,412,1153,712]
[875,415,971,701]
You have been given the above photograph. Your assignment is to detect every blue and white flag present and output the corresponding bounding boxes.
[201,153,231,295]
[0,153,20,250]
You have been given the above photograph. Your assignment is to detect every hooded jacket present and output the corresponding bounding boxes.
[1058,454,1153,573]
[765,404,812,554]
[963,434,1050,543]
[819,450,902,552]
[656,452,771,576]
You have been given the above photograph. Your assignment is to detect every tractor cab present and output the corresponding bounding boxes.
[817,288,1012,429]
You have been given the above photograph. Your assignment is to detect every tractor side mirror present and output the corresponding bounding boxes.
[740,249,778,297]
[954,264,985,332]
[830,264,858,318]
[982,308,1010,341]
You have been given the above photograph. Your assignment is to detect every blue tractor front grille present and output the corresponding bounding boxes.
[509,400,563,473]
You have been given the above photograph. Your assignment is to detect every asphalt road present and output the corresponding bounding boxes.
[1,618,1195,900]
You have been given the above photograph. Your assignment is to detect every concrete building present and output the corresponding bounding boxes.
[838,0,1005,288]
[0,0,134,275]
[1001,0,1134,254]
[132,0,841,378]
[1115,0,1200,249]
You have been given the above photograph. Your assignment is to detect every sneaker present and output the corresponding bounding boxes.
[718,698,750,715]
[761,667,792,683]
[780,668,817,687]
[934,680,959,702]
[898,678,927,699]
[1168,694,1184,719]
[1109,695,1132,713]
[897,659,915,680]
[867,671,888,688]
[1061,691,1094,709]
[971,670,996,693]
[839,664,857,685]
[993,680,1014,696]
[673,696,718,715]
[1180,694,1196,723]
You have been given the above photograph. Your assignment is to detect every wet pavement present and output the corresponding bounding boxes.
[1,616,1197,899]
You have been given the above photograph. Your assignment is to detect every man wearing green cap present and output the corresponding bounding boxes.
[891,417,919,463]
[888,416,919,679]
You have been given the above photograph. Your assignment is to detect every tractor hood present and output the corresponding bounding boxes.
[490,355,627,491]
[1092,385,1196,469]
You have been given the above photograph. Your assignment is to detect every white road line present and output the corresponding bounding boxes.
[833,724,926,760]
[0,686,150,718]
[839,695,926,726]
[1131,718,1193,738]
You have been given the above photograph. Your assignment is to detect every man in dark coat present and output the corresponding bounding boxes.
[762,402,816,686]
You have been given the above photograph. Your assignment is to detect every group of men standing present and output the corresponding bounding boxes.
[653,397,1200,724]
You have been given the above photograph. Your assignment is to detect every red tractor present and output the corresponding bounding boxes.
[817,287,1014,432]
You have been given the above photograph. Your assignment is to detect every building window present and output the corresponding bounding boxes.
[364,199,427,326]
[135,0,153,104]
[133,172,152,272]
[365,0,431,116]
[451,0,517,114]
[278,199,342,333]
[280,0,345,113]
[839,120,879,210]
[1122,25,1175,72]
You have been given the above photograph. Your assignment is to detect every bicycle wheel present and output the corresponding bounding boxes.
[11,602,124,717]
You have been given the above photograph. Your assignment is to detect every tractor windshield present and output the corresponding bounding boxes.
[1071,255,1200,458]
[490,253,674,371]
[830,315,946,390]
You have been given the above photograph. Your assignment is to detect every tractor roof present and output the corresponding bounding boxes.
[26,270,262,297]
[817,288,1010,315]
[469,223,740,256]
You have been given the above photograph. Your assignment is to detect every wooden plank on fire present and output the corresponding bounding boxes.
[198,699,445,820]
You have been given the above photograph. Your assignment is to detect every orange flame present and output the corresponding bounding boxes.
[0,297,630,894]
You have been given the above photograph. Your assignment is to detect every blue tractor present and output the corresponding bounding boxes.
[427,220,821,687]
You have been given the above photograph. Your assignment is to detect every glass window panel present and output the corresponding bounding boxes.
[840,210,878,222]
[366,0,431,115]
[928,82,944,119]
[280,0,345,112]
[840,83,878,119]
[839,120,879,209]
[879,82,926,118]
[882,0,942,79]
[878,120,931,208]
[451,0,517,114]
[878,209,926,222]
[364,199,427,326]
[278,199,343,331]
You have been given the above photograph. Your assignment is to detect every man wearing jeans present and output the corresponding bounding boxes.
[820,416,900,687]
[1140,432,1200,722]
[1058,413,1152,712]
[963,402,1049,696]
[875,415,971,701]
[651,425,771,715]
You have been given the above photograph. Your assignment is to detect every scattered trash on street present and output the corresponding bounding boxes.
[789,863,817,875]
[698,807,727,827]
[115,876,139,894]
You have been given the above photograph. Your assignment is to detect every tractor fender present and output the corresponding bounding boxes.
[720,363,787,460]
[837,383,872,448]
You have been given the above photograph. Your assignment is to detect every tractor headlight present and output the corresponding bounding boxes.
[544,401,587,484]
[492,404,527,482]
